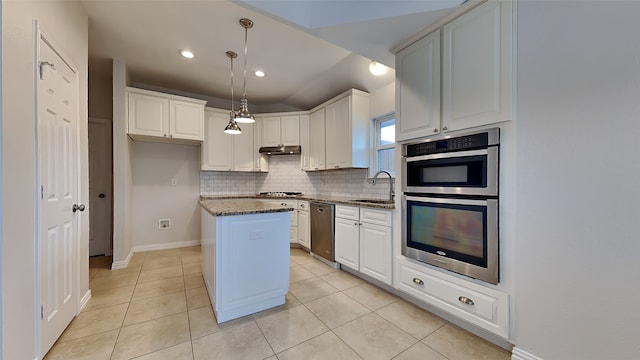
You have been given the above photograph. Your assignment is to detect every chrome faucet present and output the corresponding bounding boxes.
[372,170,394,201]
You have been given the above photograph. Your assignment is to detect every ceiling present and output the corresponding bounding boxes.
[81,0,463,111]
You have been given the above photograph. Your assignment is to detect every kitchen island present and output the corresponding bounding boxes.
[200,199,293,323]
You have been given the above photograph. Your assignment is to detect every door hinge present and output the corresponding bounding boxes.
[41,185,44,200]
[41,305,44,320]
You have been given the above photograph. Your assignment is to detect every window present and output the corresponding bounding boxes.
[373,114,395,176]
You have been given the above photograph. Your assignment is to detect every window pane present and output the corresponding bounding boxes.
[378,148,395,175]
[379,119,395,146]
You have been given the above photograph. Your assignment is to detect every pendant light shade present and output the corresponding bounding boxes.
[234,18,255,124]
[224,50,242,134]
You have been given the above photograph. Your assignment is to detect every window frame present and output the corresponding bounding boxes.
[371,113,396,177]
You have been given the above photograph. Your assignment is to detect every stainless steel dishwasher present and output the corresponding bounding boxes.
[310,202,335,262]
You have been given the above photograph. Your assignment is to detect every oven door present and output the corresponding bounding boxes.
[402,147,498,196]
[402,195,498,284]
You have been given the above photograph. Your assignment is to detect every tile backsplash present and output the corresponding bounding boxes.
[200,155,394,199]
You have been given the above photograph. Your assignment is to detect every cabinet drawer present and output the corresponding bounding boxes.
[360,208,392,226]
[335,205,359,220]
[397,259,509,338]
[263,200,297,225]
[298,200,310,211]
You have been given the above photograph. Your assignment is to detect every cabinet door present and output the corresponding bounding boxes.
[359,222,392,285]
[297,210,310,248]
[261,116,282,147]
[324,103,339,169]
[335,217,360,271]
[170,100,204,140]
[128,92,168,137]
[334,97,352,168]
[299,114,310,171]
[396,30,441,141]
[309,108,326,171]
[233,122,254,172]
[280,115,300,146]
[442,0,512,132]
[202,111,232,171]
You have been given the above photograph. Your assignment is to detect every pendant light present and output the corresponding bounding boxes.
[224,51,242,134]
[234,18,255,123]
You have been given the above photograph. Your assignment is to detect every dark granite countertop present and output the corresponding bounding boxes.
[200,194,395,210]
[199,199,294,217]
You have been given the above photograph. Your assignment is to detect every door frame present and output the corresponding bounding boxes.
[34,21,83,358]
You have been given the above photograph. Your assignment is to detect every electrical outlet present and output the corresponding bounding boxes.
[159,219,171,229]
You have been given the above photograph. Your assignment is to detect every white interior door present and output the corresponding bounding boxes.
[38,34,80,357]
[89,118,112,256]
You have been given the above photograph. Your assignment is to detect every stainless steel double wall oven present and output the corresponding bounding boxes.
[401,128,500,284]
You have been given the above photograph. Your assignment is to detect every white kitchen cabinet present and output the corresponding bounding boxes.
[442,0,513,132]
[323,90,369,169]
[394,0,513,141]
[299,114,310,171]
[335,213,360,271]
[260,115,300,147]
[297,201,310,249]
[309,108,326,171]
[263,200,298,244]
[396,30,441,141]
[396,257,509,338]
[127,87,205,143]
[252,120,269,172]
[201,108,259,172]
[334,205,393,285]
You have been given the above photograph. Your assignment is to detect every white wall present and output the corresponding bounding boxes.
[369,81,395,118]
[131,142,201,248]
[514,1,640,359]
[112,60,133,265]
[2,1,88,358]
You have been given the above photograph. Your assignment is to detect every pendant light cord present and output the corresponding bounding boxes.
[242,25,248,99]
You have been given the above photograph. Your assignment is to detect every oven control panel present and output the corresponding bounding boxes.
[404,128,499,157]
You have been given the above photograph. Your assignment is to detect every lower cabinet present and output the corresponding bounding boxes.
[396,257,509,338]
[263,200,298,243]
[335,205,393,285]
[297,201,310,249]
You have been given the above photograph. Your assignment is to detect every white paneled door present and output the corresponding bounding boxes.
[37,34,80,357]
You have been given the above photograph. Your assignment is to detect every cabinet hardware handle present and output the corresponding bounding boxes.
[72,204,85,213]
[412,277,424,285]
[354,222,359,226]
[442,126,448,131]
[433,128,438,133]
[169,134,173,138]
[458,296,474,306]
[163,134,167,137]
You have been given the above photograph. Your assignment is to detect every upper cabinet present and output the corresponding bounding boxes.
[396,30,441,141]
[201,109,264,172]
[127,87,206,143]
[312,89,370,171]
[395,0,513,141]
[299,114,311,171]
[308,108,326,171]
[442,0,513,132]
[259,115,300,147]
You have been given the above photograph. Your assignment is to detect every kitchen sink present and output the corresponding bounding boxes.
[349,199,394,204]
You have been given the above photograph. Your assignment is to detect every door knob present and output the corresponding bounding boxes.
[72,204,85,213]
[98,193,106,198]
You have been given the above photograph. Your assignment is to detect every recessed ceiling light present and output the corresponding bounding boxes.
[369,61,387,76]
[254,70,265,77]
[179,49,195,59]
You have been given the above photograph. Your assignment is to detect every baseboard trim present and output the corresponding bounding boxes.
[111,249,133,270]
[79,289,92,313]
[132,240,201,253]
[512,347,544,360]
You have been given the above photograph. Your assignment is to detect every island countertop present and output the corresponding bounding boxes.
[199,199,295,217]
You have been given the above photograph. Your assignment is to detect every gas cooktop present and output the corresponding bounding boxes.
[259,192,302,197]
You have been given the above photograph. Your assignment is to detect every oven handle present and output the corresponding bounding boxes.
[404,148,488,162]
[404,195,492,206]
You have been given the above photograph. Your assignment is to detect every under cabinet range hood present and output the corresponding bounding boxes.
[259,145,301,155]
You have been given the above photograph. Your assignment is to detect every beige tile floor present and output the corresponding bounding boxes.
[44,246,511,360]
